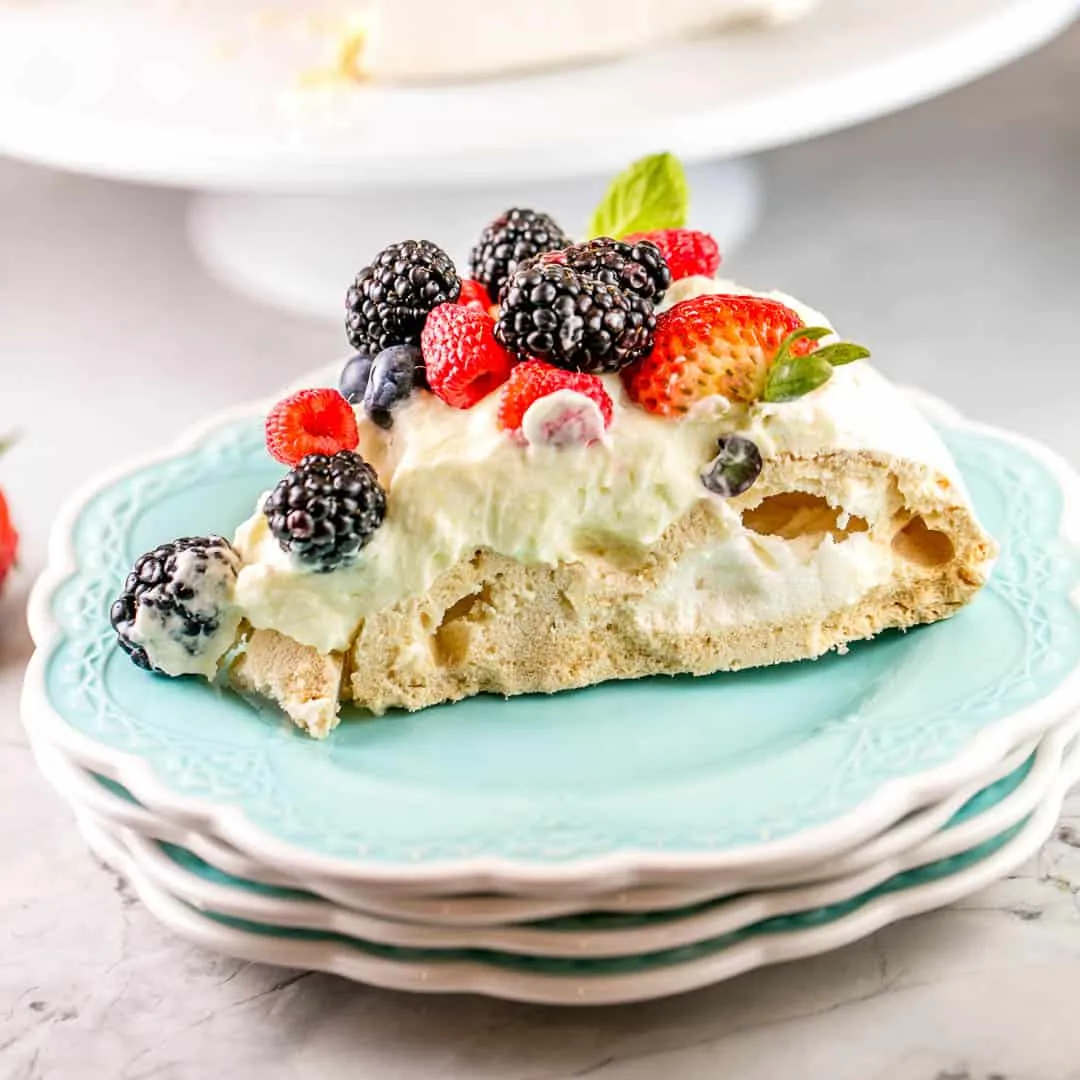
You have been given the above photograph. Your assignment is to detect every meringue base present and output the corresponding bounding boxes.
[227,449,995,739]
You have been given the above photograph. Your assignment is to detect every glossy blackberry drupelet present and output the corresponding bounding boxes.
[264,451,387,573]
[468,208,571,301]
[495,263,655,373]
[561,237,671,303]
[346,240,460,356]
[110,536,241,671]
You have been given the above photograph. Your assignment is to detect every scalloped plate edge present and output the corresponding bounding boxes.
[69,720,1080,959]
[74,752,1080,1006]
[21,387,1080,894]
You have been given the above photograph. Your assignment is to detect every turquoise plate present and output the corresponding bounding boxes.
[150,745,1034,930]
[158,816,1029,974]
[25,401,1080,887]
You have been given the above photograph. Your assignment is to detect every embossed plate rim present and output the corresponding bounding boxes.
[28,727,1043,923]
[22,387,1080,893]
[60,719,1080,958]
[73,756,1080,1005]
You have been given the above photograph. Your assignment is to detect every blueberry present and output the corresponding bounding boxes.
[363,345,420,429]
[339,352,374,405]
[701,435,763,498]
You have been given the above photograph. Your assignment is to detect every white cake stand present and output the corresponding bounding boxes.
[1,0,1076,319]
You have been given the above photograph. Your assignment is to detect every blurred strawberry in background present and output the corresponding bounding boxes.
[0,444,18,595]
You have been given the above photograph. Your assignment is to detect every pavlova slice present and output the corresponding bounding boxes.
[110,157,995,737]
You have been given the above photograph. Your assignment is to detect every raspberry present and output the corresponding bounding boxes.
[421,303,515,409]
[622,228,721,281]
[498,361,613,441]
[0,488,16,595]
[265,388,360,467]
[458,278,495,314]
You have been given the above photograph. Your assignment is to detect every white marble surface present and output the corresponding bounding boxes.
[3,21,1080,1080]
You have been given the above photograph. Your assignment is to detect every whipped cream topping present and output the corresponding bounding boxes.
[234,278,970,655]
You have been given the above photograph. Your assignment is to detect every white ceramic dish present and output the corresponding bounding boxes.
[75,753,1080,1005]
[68,721,1079,960]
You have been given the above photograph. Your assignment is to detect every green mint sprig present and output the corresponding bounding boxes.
[763,327,871,403]
[588,152,689,239]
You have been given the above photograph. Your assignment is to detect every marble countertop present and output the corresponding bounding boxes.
[3,21,1080,1080]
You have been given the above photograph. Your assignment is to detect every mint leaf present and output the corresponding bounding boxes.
[763,354,835,403]
[814,342,871,366]
[588,153,689,239]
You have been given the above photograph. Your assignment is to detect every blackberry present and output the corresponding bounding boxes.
[562,237,671,303]
[264,451,386,573]
[346,240,460,356]
[110,536,241,674]
[495,263,655,374]
[469,208,570,300]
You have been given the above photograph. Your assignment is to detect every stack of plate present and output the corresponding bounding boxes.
[22,387,1080,1005]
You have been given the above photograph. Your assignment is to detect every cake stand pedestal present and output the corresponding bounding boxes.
[186,159,761,320]
[0,0,1076,320]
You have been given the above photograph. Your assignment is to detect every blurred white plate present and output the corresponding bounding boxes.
[0,0,1075,190]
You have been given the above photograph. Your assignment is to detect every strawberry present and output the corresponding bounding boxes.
[265,388,360,467]
[422,303,515,409]
[0,488,17,595]
[457,278,495,315]
[621,294,811,416]
[498,361,612,446]
[622,228,721,281]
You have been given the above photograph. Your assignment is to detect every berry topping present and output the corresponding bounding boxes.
[560,237,671,302]
[363,344,420,429]
[346,239,461,356]
[0,493,16,597]
[469,208,571,300]
[623,228,721,281]
[701,435,763,498]
[265,388,360,467]
[498,361,613,446]
[110,536,242,675]
[622,295,810,415]
[495,263,655,374]
[0,439,17,595]
[421,303,515,409]
[339,352,374,405]
[264,451,386,573]
[457,278,495,314]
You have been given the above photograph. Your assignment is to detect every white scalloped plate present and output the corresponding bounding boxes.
[59,719,1079,959]
[30,727,1043,926]
[75,749,1079,1005]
